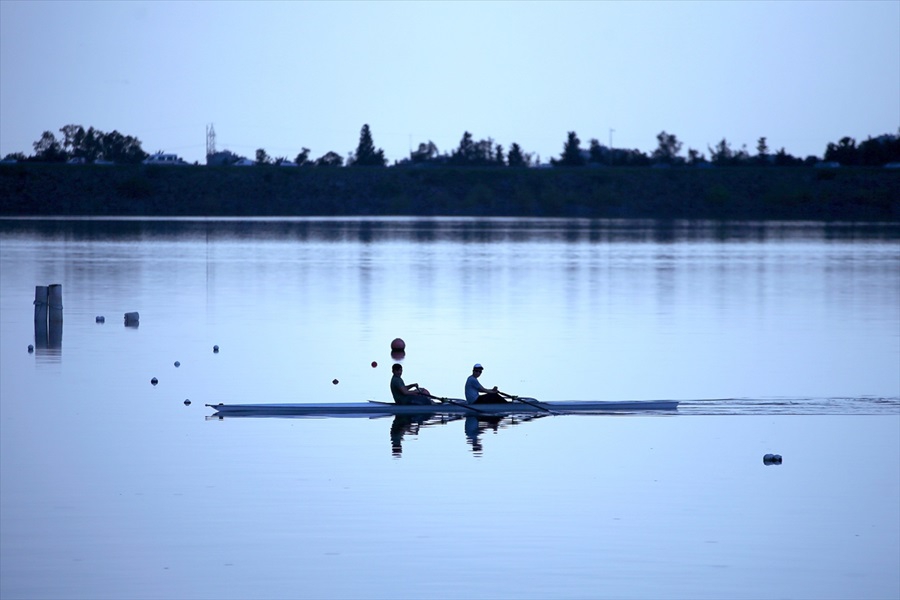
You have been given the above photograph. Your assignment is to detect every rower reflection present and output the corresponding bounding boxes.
[389,413,549,456]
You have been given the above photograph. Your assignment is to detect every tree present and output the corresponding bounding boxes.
[824,136,858,165]
[33,131,66,162]
[294,148,311,166]
[507,143,528,167]
[553,131,585,166]
[349,124,386,166]
[256,148,271,165]
[756,137,770,164]
[410,141,439,163]
[101,130,147,164]
[494,144,505,166]
[315,151,343,167]
[709,138,734,166]
[652,131,682,164]
[451,131,477,165]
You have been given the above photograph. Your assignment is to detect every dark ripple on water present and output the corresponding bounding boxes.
[677,396,900,416]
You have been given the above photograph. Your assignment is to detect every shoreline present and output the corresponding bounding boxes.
[2,163,899,221]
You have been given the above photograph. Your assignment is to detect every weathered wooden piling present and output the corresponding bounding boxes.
[33,286,48,323]
[48,284,63,324]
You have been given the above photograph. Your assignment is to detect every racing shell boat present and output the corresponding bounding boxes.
[206,399,680,417]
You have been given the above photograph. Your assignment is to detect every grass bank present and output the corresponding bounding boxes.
[1,163,898,220]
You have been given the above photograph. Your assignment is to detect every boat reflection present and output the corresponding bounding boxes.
[206,410,549,457]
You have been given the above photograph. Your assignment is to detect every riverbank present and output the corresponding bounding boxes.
[1,163,898,220]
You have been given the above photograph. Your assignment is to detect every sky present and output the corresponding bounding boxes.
[1,1,898,165]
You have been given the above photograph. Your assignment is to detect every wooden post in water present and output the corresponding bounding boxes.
[48,284,63,324]
[48,284,63,349]
[33,285,49,349]
[34,286,48,323]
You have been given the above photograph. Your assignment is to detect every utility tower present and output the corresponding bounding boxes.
[206,123,216,157]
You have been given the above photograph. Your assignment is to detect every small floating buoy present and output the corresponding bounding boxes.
[151,377,158,386]
[391,338,406,351]
[184,399,191,406]
[27,344,34,353]
[124,312,139,325]
[371,361,378,368]
[95,316,105,323]
[174,361,180,367]
[332,379,339,385]
[213,345,219,353]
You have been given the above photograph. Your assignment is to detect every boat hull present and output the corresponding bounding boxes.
[205,400,679,416]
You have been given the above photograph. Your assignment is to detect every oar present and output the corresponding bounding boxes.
[426,394,490,414]
[500,392,556,414]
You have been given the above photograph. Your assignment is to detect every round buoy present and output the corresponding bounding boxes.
[332,379,339,385]
[95,316,105,323]
[174,361,181,368]
[213,345,219,353]
[371,361,378,368]
[151,377,159,386]
[27,344,34,353]
[184,399,191,406]
[390,338,406,351]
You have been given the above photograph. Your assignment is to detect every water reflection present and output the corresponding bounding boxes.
[3,216,898,244]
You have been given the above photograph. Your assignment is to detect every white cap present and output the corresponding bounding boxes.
[473,363,483,370]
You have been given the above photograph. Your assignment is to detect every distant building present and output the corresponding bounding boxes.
[144,152,187,165]
[206,150,241,166]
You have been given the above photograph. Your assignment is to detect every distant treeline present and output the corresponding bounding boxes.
[5,123,900,168]
[2,162,898,221]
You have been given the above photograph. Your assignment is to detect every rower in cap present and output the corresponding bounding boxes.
[464,363,508,404]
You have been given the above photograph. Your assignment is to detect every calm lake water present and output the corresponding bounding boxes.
[1,217,898,600]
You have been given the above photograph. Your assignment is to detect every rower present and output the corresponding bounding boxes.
[390,364,434,405]
[464,364,508,404]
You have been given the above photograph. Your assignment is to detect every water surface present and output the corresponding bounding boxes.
[1,218,898,599]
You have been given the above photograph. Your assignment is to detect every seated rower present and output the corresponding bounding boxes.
[390,364,434,405]
[465,363,509,404]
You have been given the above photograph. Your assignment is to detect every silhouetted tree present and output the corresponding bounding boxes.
[756,137,770,165]
[709,138,735,166]
[349,124,386,166]
[553,131,585,166]
[294,148,311,166]
[33,131,66,162]
[824,136,858,165]
[315,151,343,167]
[507,143,530,167]
[255,148,271,165]
[410,141,439,163]
[652,131,682,164]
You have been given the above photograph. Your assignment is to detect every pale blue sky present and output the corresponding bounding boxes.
[1,1,898,164]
